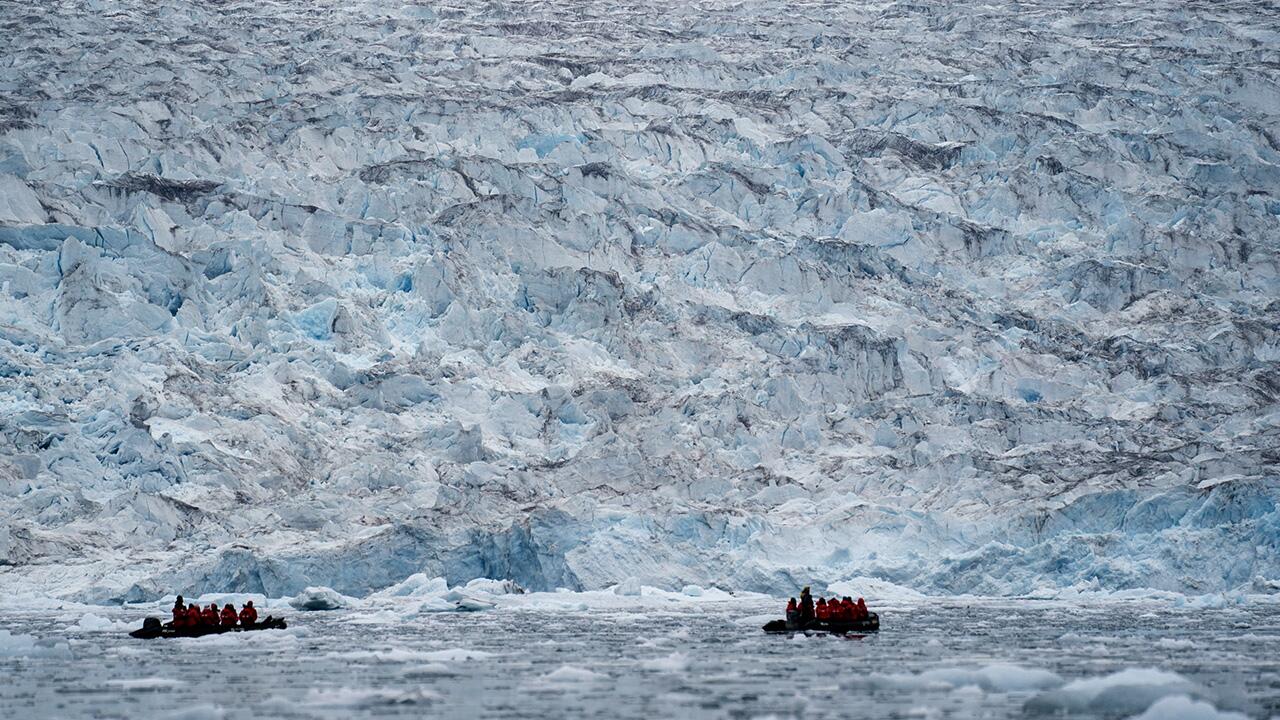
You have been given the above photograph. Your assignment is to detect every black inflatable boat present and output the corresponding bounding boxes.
[129,616,288,639]
[762,613,879,635]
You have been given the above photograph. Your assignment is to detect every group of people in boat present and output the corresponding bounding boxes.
[170,595,258,629]
[785,586,869,625]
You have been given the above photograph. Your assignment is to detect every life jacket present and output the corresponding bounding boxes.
[239,606,258,625]
[221,606,238,626]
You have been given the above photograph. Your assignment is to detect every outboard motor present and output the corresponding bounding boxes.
[129,617,165,639]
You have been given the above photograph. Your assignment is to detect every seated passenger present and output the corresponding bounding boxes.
[186,603,202,627]
[815,598,829,621]
[239,600,258,626]
[841,596,855,621]
[202,603,219,626]
[856,597,868,620]
[220,603,238,627]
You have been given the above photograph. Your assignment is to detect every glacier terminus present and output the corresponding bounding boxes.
[0,1,1279,712]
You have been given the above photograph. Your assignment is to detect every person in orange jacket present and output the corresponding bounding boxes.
[202,603,219,626]
[856,597,868,620]
[815,597,829,621]
[172,596,187,627]
[185,603,202,627]
[238,600,258,626]
[220,603,238,627]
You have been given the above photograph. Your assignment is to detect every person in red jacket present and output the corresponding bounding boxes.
[815,598,829,621]
[202,603,219,626]
[856,597,868,620]
[186,603,202,627]
[841,596,856,621]
[172,596,187,627]
[239,600,258,626]
[220,604,238,627]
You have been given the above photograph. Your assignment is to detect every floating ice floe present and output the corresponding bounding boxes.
[289,586,355,611]
[71,612,134,632]
[1024,668,1204,716]
[1126,695,1248,720]
[541,665,608,683]
[105,677,186,691]
[0,629,72,659]
[871,663,1063,693]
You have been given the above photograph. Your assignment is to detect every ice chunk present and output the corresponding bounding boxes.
[289,586,353,611]
[72,612,132,632]
[375,574,449,598]
[1025,668,1201,716]
[641,652,690,672]
[1126,696,1248,720]
[454,597,497,612]
[162,706,228,720]
[875,663,1062,693]
[306,688,440,707]
[417,648,495,662]
[106,677,186,690]
[464,578,525,595]
[0,630,71,658]
[541,665,607,683]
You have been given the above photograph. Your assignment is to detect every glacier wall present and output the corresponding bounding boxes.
[0,0,1277,602]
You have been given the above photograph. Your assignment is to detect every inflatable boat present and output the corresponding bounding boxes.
[129,616,288,639]
[762,613,879,635]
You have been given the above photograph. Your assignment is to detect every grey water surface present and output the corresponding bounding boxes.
[2,601,1277,719]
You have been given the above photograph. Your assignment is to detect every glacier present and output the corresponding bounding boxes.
[0,0,1278,604]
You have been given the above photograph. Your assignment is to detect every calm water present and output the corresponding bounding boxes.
[1,600,1277,719]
